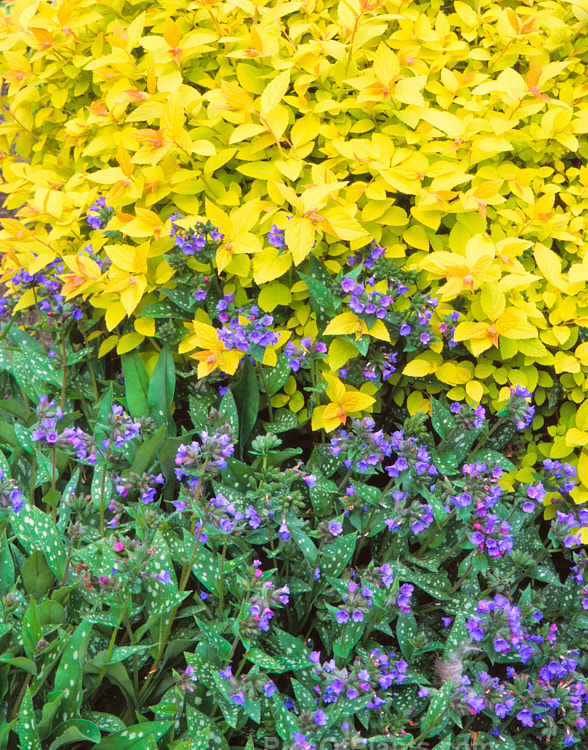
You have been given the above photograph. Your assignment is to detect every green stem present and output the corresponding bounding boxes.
[258,366,274,423]
[99,463,108,538]
[467,417,507,461]
[140,471,208,705]
[60,328,67,413]
[88,597,128,701]
[218,537,229,621]
[9,674,32,721]
[29,454,37,505]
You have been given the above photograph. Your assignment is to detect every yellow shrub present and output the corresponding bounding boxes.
[2,0,588,494]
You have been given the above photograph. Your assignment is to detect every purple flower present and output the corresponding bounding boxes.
[263,682,277,697]
[155,570,171,584]
[309,651,321,664]
[329,521,343,537]
[313,709,328,726]
[335,610,350,624]
[230,690,245,706]
[517,709,534,727]
[278,520,290,540]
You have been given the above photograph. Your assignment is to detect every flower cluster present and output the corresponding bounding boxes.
[439,311,461,348]
[508,385,535,431]
[285,337,327,372]
[384,430,438,479]
[86,196,114,230]
[217,304,280,352]
[174,424,236,488]
[170,214,223,254]
[0,469,24,514]
[329,417,393,474]
[450,400,485,430]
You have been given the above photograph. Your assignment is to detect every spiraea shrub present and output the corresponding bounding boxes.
[2,0,588,485]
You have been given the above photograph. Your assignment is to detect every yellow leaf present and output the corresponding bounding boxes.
[480,285,506,321]
[261,70,291,116]
[259,283,292,312]
[311,405,326,431]
[163,16,181,48]
[120,276,147,316]
[253,247,292,284]
[117,332,144,355]
[566,428,588,447]
[322,207,368,241]
[284,216,315,266]
[340,391,376,413]
[322,402,345,432]
[394,76,427,106]
[576,401,588,432]
[324,372,346,403]
[105,301,127,331]
[13,288,36,313]
[98,335,119,358]
[161,91,185,140]
[229,123,266,144]
[265,105,290,141]
[465,379,484,402]
[135,317,155,336]
[192,320,222,350]
[323,312,368,338]
[403,357,439,377]
[534,243,566,290]
[367,319,390,342]
[496,309,536,339]
[327,338,359,371]
[87,167,128,185]
[578,450,588,490]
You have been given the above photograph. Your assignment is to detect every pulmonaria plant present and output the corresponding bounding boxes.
[2,354,588,750]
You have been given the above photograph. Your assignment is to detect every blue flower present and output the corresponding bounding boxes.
[313,709,328,726]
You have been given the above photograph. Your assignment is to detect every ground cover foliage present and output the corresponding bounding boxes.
[0,0,588,748]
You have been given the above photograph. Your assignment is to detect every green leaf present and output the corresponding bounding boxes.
[270,692,298,742]
[231,358,259,451]
[122,351,149,420]
[91,465,114,514]
[430,397,455,439]
[54,620,93,720]
[93,383,113,447]
[396,611,417,659]
[263,408,298,433]
[0,530,14,598]
[129,424,166,476]
[93,721,172,749]
[424,679,452,736]
[194,619,232,660]
[320,532,356,577]
[148,347,176,433]
[161,286,198,312]
[47,719,101,750]
[287,514,318,567]
[262,355,291,396]
[18,687,41,750]
[186,705,229,750]
[443,611,469,656]
[21,550,55,599]
[37,690,65,740]
[298,270,336,330]
[22,598,43,658]
[219,388,239,436]
[471,448,516,471]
